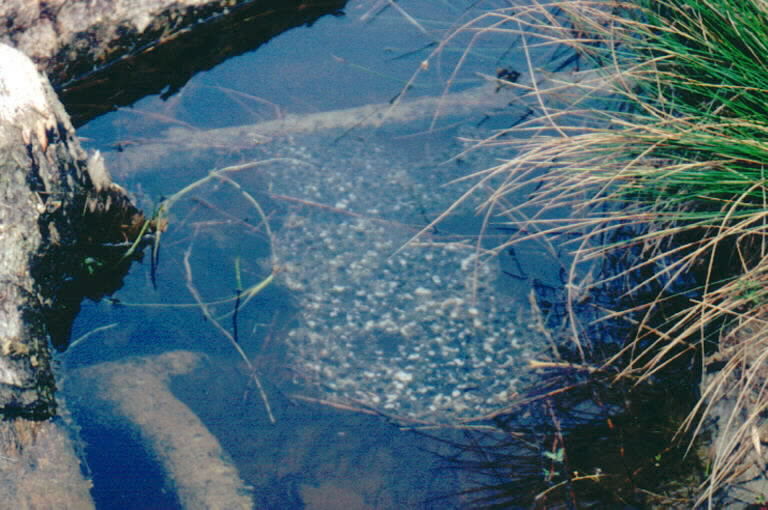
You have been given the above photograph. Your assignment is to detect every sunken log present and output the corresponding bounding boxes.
[72,351,254,510]
[0,0,347,126]
[0,42,149,507]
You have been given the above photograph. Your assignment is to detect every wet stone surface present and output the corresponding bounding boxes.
[262,131,544,423]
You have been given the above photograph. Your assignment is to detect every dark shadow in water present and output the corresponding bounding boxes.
[59,0,348,127]
[440,363,705,509]
[79,421,182,510]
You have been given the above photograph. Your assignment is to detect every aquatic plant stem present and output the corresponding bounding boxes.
[183,236,275,424]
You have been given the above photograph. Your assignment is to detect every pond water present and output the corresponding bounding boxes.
[58,1,581,508]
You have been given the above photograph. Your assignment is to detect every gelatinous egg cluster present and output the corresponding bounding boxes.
[265,132,543,423]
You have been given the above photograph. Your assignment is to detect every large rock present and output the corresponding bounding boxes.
[0,41,146,508]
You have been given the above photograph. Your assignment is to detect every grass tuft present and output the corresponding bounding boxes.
[433,0,768,505]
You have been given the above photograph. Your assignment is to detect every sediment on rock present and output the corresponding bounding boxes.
[72,351,254,510]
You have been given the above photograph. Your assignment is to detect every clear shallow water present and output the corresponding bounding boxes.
[60,1,572,507]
